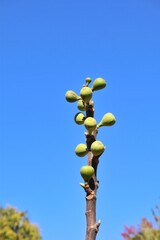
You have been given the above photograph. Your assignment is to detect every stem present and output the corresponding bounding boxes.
[84,101,101,240]
[85,196,97,240]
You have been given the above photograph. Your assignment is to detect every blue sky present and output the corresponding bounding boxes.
[0,0,160,239]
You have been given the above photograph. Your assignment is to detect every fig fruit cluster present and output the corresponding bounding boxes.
[75,140,105,158]
[65,77,116,183]
[65,77,107,104]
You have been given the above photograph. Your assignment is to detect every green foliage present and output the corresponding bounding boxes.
[0,205,41,240]
[121,206,160,240]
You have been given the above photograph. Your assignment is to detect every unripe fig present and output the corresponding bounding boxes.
[74,112,85,125]
[91,140,105,156]
[65,90,81,103]
[84,117,97,134]
[85,77,92,84]
[80,87,92,103]
[97,113,116,128]
[77,100,85,111]
[75,143,87,157]
[91,78,106,91]
[80,165,94,182]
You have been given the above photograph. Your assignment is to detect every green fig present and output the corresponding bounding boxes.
[74,112,85,125]
[65,90,81,103]
[80,87,92,103]
[91,78,106,91]
[84,117,97,134]
[85,77,92,85]
[77,100,86,111]
[80,165,94,182]
[91,140,105,156]
[97,113,116,128]
[75,143,87,157]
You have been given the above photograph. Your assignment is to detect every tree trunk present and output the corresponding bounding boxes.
[85,197,97,240]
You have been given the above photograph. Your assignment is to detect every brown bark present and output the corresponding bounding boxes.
[84,102,101,240]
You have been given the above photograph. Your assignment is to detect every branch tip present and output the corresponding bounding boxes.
[80,183,85,189]
[95,220,101,233]
[97,219,101,226]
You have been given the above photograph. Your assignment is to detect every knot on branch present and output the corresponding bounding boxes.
[80,183,93,195]
[90,220,101,233]
[86,191,96,201]
[80,183,96,199]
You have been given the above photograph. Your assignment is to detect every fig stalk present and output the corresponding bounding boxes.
[84,101,100,240]
[65,77,116,240]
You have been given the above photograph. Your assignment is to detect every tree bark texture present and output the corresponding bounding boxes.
[84,103,101,240]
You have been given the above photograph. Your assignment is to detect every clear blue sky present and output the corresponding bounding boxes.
[0,0,160,239]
